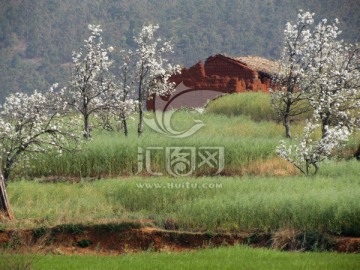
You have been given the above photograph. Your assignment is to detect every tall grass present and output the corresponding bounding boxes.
[15,112,288,179]
[205,92,278,121]
[175,175,360,234]
[6,160,360,235]
[204,92,313,123]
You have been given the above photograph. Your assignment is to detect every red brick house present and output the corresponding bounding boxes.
[147,54,279,111]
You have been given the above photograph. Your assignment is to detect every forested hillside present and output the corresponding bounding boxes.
[0,0,359,101]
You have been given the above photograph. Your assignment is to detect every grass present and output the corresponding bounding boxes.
[9,91,358,179]
[5,160,360,235]
[2,245,360,270]
[205,92,279,121]
[204,92,313,122]
[16,113,287,179]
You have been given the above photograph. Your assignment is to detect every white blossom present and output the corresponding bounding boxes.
[275,11,360,175]
[65,25,121,139]
[269,11,315,138]
[130,24,180,135]
[0,86,82,182]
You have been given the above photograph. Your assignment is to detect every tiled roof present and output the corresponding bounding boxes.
[234,55,280,75]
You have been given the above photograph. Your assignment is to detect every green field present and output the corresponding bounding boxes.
[4,94,359,235]
[16,113,284,178]
[1,246,359,270]
[2,92,360,269]
[5,160,360,236]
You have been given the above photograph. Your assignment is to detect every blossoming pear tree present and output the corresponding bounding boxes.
[303,19,360,138]
[275,11,360,175]
[277,120,351,175]
[65,25,116,139]
[110,48,137,137]
[270,11,315,138]
[0,85,81,218]
[133,24,180,136]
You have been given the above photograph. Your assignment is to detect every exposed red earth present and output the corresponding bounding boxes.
[1,222,359,255]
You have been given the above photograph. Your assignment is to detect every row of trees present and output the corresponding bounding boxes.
[0,24,179,219]
[67,24,179,139]
[271,11,360,175]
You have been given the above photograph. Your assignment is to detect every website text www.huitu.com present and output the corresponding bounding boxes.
[135,182,223,189]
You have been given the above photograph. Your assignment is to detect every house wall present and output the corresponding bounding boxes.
[204,55,257,80]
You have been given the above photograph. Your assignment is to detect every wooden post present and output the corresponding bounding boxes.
[0,171,14,220]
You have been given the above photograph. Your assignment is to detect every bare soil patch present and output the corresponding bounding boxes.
[0,222,359,255]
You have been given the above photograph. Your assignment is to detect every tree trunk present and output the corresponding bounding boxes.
[284,95,292,139]
[0,172,14,220]
[123,118,128,137]
[284,114,291,139]
[305,160,309,176]
[3,166,11,183]
[138,105,143,136]
[321,113,331,139]
[84,114,91,139]
[313,162,319,175]
[137,74,144,137]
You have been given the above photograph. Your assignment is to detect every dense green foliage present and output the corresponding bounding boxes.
[6,160,360,236]
[2,246,360,270]
[0,0,359,101]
